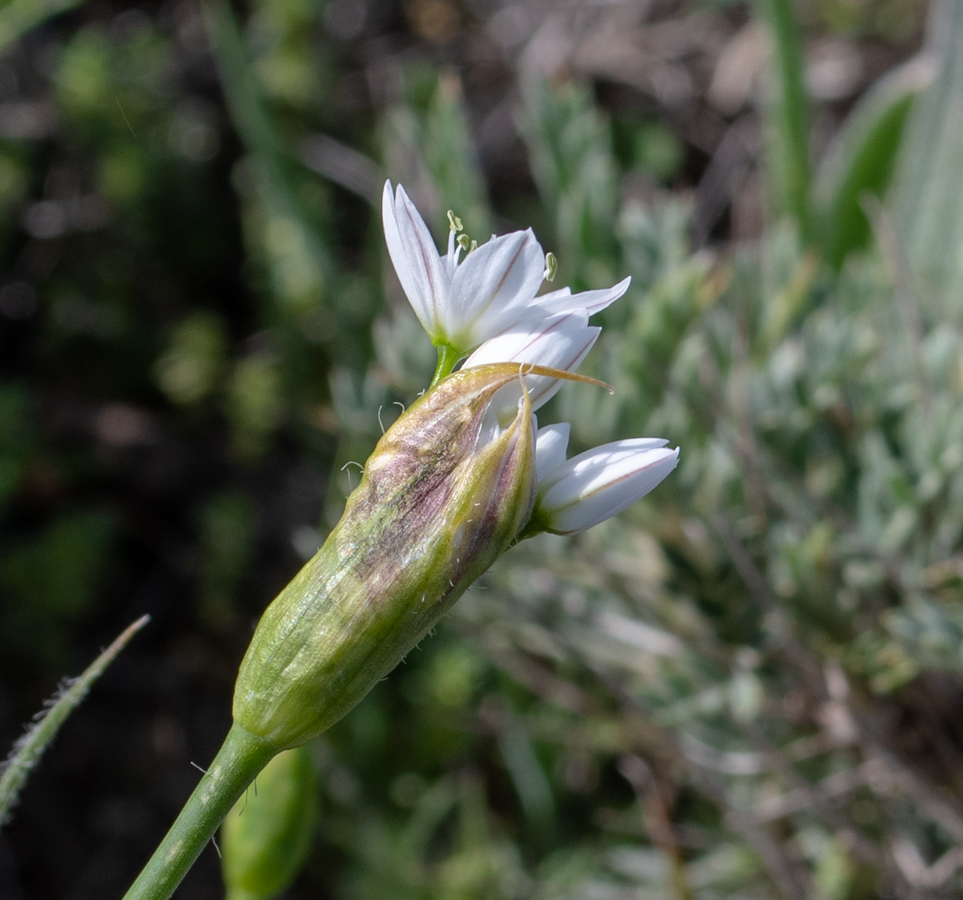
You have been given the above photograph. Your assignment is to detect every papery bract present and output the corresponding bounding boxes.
[233,364,538,750]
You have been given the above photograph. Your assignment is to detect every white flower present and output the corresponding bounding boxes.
[382,181,629,357]
[531,424,680,534]
[383,178,679,536]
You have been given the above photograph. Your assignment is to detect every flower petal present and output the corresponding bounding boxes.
[382,181,449,339]
[534,422,570,480]
[537,440,678,534]
[447,229,545,349]
[536,276,632,316]
[464,310,600,411]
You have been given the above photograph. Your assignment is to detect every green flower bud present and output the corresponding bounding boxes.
[233,363,539,749]
[221,745,316,900]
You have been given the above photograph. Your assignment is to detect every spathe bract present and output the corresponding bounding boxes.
[233,363,601,749]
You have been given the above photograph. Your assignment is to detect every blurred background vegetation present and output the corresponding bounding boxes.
[5,0,963,898]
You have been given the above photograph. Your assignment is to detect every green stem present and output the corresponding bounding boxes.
[431,343,462,386]
[122,724,276,900]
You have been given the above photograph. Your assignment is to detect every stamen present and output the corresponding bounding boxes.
[447,210,463,232]
[544,252,558,282]
[456,233,471,253]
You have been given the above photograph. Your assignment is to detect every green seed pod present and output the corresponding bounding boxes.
[233,363,540,750]
[221,745,317,900]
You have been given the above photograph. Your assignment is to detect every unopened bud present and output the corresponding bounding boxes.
[233,364,538,749]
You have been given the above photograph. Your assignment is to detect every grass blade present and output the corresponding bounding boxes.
[756,0,811,238]
[0,615,150,828]
[813,58,932,269]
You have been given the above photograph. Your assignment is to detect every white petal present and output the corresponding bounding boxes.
[534,422,570,480]
[537,441,678,534]
[464,310,599,411]
[536,276,631,316]
[447,229,545,349]
[382,182,449,338]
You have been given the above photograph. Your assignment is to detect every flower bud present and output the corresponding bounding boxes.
[220,745,316,900]
[528,438,679,536]
[232,364,538,750]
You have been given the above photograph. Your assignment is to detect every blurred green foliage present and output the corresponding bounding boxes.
[1,509,113,663]
[0,383,33,507]
[197,489,256,629]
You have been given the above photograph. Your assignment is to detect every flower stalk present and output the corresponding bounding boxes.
[431,342,463,386]
[221,744,317,900]
[121,724,275,900]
